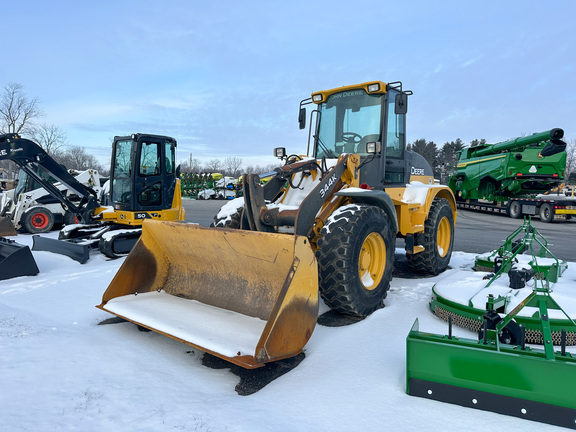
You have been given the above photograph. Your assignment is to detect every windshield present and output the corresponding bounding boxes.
[15,166,59,197]
[111,139,132,204]
[315,89,382,158]
[14,169,30,197]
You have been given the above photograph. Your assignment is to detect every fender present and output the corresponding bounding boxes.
[334,189,399,234]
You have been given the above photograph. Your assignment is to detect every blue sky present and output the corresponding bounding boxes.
[3,0,575,169]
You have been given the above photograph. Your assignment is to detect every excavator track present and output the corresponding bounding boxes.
[98,228,142,259]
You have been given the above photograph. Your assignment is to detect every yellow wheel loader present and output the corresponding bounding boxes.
[99,81,457,368]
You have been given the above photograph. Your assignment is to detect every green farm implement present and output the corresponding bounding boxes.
[406,312,576,428]
[431,218,573,343]
[407,218,576,427]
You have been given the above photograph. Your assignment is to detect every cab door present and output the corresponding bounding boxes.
[382,89,408,186]
[133,137,176,212]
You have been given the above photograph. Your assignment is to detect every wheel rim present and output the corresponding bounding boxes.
[31,213,48,229]
[358,232,386,290]
[436,216,451,258]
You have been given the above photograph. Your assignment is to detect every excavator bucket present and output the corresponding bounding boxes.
[0,237,39,280]
[0,217,17,236]
[97,220,319,369]
[406,319,576,428]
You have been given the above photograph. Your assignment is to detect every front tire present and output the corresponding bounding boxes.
[316,204,395,317]
[210,206,243,229]
[22,207,55,234]
[407,198,454,275]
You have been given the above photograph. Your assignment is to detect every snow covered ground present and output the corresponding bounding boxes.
[1,231,574,432]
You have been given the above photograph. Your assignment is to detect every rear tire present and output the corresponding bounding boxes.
[22,207,55,234]
[316,204,394,317]
[539,203,554,223]
[407,198,454,275]
[64,211,79,225]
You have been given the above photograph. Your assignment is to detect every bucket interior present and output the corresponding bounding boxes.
[98,220,319,367]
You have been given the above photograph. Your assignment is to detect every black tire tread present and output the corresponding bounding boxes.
[22,207,55,234]
[316,204,394,317]
[407,198,454,275]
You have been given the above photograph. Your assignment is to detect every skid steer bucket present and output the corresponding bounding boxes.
[406,319,576,428]
[97,220,319,369]
[0,217,17,236]
[0,237,39,280]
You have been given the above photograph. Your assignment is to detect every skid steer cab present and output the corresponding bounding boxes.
[99,81,457,369]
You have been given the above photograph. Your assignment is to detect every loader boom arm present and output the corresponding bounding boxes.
[0,134,100,223]
[243,155,354,237]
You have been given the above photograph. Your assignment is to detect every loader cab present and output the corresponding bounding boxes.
[308,81,410,188]
[110,134,177,212]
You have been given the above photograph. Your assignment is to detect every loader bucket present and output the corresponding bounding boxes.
[406,319,576,428]
[98,220,319,369]
[0,237,39,280]
[0,217,17,236]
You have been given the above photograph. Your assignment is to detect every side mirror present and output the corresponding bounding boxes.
[298,107,306,130]
[395,93,408,115]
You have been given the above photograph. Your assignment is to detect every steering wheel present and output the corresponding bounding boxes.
[341,132,362,144]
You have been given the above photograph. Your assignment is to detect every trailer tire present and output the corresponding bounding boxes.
[508,201,522,219]
[22,207,55,234]
[407,198,454,275]
[316,204,394,317]
[539,203,554,223]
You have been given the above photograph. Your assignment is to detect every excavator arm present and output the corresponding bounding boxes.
[0,134,100,223]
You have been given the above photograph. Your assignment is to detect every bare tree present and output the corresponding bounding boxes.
[262,163,278,174]
[55,145,104,172]
[223,156,243,177]
[565,138,576,182]
[242,165,256,175]
[190,158,203,173]
[0,83,44,179]
[0,82,43,134]
[205,158,223,173]
[29,123,67,156]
